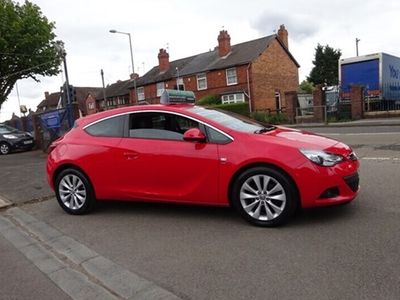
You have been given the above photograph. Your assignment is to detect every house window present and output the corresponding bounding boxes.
[137,87,145,101]
[174,78,184,91]
[221,93,245,104]
[197,73,207,90]
[226,68,237,85]
[156,82,165,97]
[87,102,95,110]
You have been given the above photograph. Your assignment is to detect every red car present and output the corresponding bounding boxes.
[47,101,359,226]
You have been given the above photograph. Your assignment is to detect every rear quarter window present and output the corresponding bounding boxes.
[85,115,125,137]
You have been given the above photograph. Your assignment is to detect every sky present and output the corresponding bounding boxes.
[1,0,400,121]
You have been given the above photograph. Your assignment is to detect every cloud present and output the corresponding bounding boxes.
[251,11,318,41]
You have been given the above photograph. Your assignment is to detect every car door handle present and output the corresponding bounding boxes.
[123,152,139,160]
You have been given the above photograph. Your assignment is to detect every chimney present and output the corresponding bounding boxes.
[277,24,288,49]
[130,73,139,80]
[217,30,231,57]
[44,91,49,99]
[158,48,170,72]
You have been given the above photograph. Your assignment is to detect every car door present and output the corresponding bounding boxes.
[116,111,220,204]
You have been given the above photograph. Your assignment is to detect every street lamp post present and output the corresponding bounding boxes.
[356,38,360,56]
[109,29,137,102]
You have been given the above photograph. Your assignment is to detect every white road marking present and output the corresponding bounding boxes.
[320,132,400,136]
[361,157,400,161]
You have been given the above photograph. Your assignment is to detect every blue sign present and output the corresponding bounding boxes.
[40,111,61,129]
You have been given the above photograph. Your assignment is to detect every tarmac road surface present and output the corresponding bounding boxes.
[1,124,399,299]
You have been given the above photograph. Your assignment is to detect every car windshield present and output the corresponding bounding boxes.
[188,106,274,133]
[0,124,18,134]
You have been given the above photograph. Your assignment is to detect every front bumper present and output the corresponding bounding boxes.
[9,138,35,151]
[295,159,360,208]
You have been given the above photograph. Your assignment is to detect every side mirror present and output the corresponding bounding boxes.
[183,128,206,143]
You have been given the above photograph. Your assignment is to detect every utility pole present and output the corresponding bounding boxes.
[56,44,73,127]
[100,69,107,110]
[176,67,180,91]
[356,38,360,56]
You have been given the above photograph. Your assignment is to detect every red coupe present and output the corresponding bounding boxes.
[47,102,359,226]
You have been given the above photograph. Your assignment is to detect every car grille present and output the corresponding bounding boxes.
[344,173,359,192]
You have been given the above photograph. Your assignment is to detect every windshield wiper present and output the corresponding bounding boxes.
[254,126,275,134]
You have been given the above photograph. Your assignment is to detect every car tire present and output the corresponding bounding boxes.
[0,142,11,155]
[55,168,95,215]
[232,166,298,227]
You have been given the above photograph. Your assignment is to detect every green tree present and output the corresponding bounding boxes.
[307,44,341,86]
[299,80,314,94]
[0,0,61,109]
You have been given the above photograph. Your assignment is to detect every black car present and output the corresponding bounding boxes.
[0,123,35,155]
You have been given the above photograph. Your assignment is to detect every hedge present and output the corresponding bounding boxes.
[209,102,250,116]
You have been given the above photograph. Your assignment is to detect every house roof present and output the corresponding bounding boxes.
[74,87,103,114]
[36,87,102,114]
[95,79,131,101]
[130,34,299,88]
[36,92,61,110]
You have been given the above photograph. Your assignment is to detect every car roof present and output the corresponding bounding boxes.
[77,104,200,127]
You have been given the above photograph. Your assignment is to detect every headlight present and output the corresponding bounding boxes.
[3,134,18,139]
[300,149,344,167]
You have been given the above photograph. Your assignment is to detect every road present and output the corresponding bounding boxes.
[1,125,400,300]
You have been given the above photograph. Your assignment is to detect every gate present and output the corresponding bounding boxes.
[34,106,75,151]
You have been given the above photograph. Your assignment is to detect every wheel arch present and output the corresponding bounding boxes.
[227,162,301,208]
[53,164,97,198]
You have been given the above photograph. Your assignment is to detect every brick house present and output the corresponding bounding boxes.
[36,91,61,112]
[129,25,299,112]
[37,87,102,116]
[95,78,133,112]
[75,87,103,116]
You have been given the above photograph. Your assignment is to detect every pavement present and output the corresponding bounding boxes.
[0,207,181,299]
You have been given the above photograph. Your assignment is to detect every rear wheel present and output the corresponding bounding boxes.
[55,168,95,215]
[0,142,10,155]
[232,166,297,227]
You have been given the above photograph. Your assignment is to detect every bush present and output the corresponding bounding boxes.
[197,95,221,106]
[251,111,288,125]
[212,102,250,116]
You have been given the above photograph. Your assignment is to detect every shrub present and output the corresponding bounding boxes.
[197,95,221,106]
[250,111,288,125]
[212,102,250,116]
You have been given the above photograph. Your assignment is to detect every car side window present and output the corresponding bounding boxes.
[205,126,232,144]
[128,112,199,141]
[85,115,125,137]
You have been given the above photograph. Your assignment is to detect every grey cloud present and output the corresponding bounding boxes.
[251,11,318,41]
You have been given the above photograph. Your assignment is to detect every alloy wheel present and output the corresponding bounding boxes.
[58,174,87,210]
[0,143,10,155]
[239,174,287,221]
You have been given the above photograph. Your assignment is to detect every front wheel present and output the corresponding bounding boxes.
[55,168,95,215]
[0,142,11,155]
[232,167,298,227]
